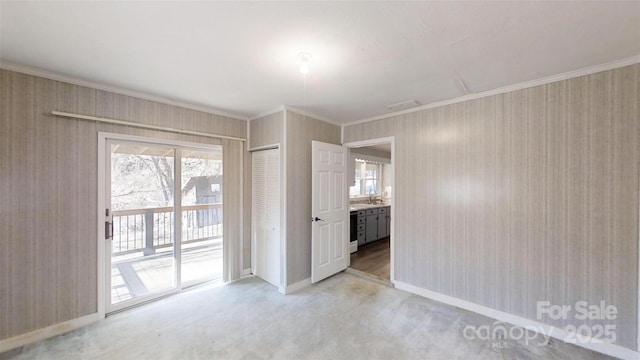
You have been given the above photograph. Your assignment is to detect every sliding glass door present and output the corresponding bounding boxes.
[180,148,223,285]
[104,136,223,312]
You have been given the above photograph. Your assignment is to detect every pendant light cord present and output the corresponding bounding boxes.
[303,73,307,120]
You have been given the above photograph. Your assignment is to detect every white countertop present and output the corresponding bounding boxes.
[349,203,390,211]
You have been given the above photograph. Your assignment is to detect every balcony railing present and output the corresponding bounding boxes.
[112,203,222,256]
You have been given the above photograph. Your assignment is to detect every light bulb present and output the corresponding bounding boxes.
[298,52,312,75]
[300,62,309,75]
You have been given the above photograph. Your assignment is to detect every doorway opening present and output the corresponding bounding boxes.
[344,138,394,284]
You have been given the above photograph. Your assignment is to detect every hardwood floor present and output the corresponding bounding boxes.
[349,238,390,280]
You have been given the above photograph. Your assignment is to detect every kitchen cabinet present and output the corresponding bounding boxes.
[357,223,365,246]
[377,206,389,238]
[352,205,391,245]
[365,213,378,242]
[386,212,391,238]
[356,210,366,246]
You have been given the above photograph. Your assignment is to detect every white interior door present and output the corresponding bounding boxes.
[311,141,349,283]
[251,148,281,287]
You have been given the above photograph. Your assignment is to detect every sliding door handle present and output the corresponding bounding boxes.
[105,221,113,240]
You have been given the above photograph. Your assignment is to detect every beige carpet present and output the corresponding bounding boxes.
[2,273,612,359]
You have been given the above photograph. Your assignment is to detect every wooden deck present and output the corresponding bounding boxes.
[111,239,223,304]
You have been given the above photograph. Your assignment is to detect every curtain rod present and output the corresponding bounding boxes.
[52,111,247,142]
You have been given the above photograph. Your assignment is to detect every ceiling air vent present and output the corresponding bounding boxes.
[387,99,420,111]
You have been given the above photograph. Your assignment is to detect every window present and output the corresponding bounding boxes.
[350,159,382,196]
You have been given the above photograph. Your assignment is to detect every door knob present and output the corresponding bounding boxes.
[311,217,324,222]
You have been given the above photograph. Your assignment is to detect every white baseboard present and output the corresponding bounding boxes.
[278,277,311,295]
[0,313,101,353]
[241,268,252,277]
[394,281,639,360]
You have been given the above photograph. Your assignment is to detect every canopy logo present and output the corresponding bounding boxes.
[462,321,551,349]
[462,300,618,349]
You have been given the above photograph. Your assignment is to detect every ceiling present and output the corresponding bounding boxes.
[1,2,639,124]
[367,143,392,155]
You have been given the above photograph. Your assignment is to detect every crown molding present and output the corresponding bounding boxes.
[283,105,342,127]
[249,105,286,121]
[345,54,640,127]
[0,59,249,121]
[6,54,637,128]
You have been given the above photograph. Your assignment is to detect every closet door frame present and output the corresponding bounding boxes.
[251,146,281,288]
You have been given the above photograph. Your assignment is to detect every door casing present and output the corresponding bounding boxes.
[97,132,223,317]
[343,136,395,284]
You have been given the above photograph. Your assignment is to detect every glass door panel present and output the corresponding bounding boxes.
[109,142,177,306]
[180,147,224,285]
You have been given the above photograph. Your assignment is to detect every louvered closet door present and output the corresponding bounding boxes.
[251,148,280,287]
